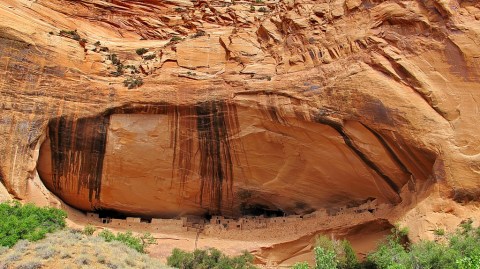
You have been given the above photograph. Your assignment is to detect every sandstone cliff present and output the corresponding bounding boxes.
[1,0,480,251]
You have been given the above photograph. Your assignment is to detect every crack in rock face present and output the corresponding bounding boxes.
[36,101,436,218]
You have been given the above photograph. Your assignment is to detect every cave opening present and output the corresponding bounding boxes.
[96,209,128,220]
[240,203,285,217]
[35,102,437,220]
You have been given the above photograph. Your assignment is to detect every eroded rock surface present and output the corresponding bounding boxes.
[1,0,480,257]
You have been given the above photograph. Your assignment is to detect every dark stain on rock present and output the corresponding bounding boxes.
[193,101,237,213]
[48,115,109,202]
[361,123,413,177]
[312,112,401,202]
[359,98,393,126]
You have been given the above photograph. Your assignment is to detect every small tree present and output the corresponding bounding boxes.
[314,247,338,269]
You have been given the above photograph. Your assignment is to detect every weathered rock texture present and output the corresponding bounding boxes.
[1,0,480,246]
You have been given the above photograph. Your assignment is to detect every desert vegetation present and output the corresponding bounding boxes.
[0,201,66,247]
[136,48,148,56]
[123,76,144,89]
[293,221,480,269]
[98,229,156,253]
[167,248,257,269]
[0,229,169,269]
[0,202,169,268]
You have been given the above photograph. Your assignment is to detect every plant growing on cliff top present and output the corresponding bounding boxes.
[142,53,156,60]
[59,30,80,41]
[136,48,148,55]
[123,76,143,89]
[258,7,268,13]
[0,201,66,247]
[107,54,121,66]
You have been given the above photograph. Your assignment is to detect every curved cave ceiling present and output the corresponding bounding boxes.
[36,100,436,218]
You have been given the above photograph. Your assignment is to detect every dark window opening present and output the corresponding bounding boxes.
[141,218,152,223]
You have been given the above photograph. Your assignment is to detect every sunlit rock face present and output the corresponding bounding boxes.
[37,101,435,218]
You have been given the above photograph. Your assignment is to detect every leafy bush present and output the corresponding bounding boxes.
[136,48,148,55]
[83,225,96,236]
[167,248,257,269]
[315,246,338,269]
[0,201,66,247]
[366,220,480,269]
[98,229,155,253]
[314,236,358,269]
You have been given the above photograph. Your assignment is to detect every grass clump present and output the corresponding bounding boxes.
[98,229,156,253]
[0,201,66,248]
[167,248,257,269]
[59,30,80,41]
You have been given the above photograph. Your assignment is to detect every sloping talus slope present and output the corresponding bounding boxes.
[0,0,480,240]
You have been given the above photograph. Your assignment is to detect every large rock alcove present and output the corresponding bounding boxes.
[37,100,436,218]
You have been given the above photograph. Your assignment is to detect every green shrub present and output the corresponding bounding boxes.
[258,7,268,12]
[83,225,96,236]
[314,236,358,269]
[167,248,257,269]
[314,246,338,269]
[111,63,124,77]
[0,201,67,247]
[367,220,480,269]
[136,48,148,55]
[98,229,155,253]
[59,30,80,41]
[143,53,156,60]
[107,54,121,65]
[123,76,144,89]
